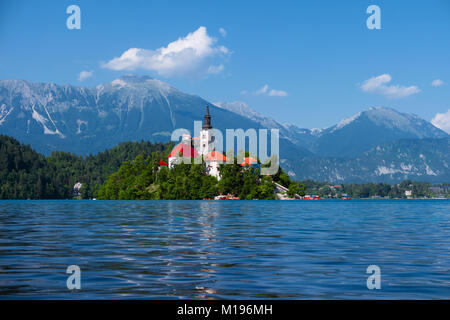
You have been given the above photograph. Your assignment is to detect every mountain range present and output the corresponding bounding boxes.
[0,75,448,183]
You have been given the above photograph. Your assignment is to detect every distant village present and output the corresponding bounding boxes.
[299,181,450,200]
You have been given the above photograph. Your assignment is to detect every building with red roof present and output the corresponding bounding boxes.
[168,143,199,168]
[204,151,229,178]
[168,143,199,158]
[240,157,258,166]
[204,151,229,162]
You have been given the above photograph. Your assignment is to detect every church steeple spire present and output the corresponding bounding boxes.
[202,104,212,129]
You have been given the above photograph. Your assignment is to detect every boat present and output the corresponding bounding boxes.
[303,195,320,200]
[341,193,351,200]
[213,194,240,200]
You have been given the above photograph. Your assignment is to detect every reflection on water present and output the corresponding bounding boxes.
[0,200,449,299]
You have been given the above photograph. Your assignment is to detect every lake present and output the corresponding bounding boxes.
[0,200,449,299]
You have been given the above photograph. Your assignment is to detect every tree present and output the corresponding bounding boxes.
[258,176,276,200]
[288,182,305,198]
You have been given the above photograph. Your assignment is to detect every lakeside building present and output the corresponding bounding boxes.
[73,182,82,197]
[429,186,450,198]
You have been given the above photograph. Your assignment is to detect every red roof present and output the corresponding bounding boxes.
[204,151,229,162]
[159,160,168,166]
[240,157,258,166]
[168,144,199,158]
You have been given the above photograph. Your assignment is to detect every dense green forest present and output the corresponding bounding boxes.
[0,135,171,199]
[95,156,280,200]
[1,135,448,200]
[94,154,300,200]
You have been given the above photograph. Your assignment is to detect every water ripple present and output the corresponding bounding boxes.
[0,199,449,299]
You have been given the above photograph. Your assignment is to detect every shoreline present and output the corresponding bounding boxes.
[1,198,448,201]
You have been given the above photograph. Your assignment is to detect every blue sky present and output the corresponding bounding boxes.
[1,0,449,130]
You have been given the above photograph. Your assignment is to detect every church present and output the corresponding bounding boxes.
[167,105,228,179]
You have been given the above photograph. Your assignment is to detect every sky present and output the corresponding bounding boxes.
[0,0,449,131]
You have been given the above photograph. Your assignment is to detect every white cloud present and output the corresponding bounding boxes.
[254,84,287,97]
[255,84,269,95]
[360,74,421,99]
[268,89,287,97]
[78,70,93,81]
[207,64,224,74]
[431,79,444,87]
[219,27,227,37]
[431,109,450,134]
[102,26,229,77]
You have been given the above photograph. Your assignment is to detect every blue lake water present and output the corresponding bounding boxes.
[0,199,449,299]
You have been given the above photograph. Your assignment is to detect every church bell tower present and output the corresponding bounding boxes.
[199,104,215,155]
